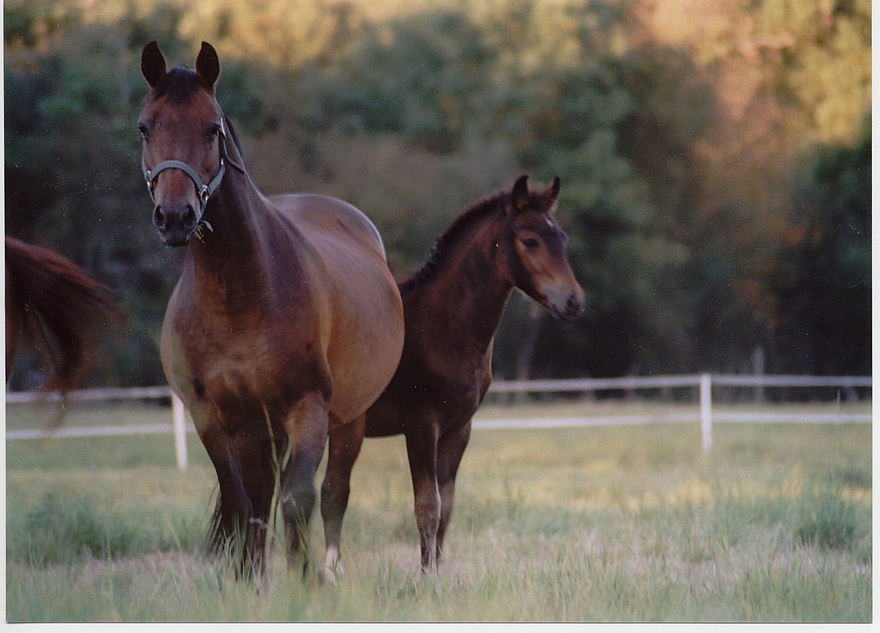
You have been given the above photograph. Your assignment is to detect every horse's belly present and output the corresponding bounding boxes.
[271,193,405,423]
[323,273,404,423]
[326,316,404,423]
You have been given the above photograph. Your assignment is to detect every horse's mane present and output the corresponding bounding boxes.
[5,237,121,392]
[223,115,245,158]
[398,190,509,294]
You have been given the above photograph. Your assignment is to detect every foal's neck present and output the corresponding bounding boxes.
[414,215,514,355]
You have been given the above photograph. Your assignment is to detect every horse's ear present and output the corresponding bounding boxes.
[141,41,167,88]
[510,174,530,212]
[195,41,220,93]
[546,176,561,201]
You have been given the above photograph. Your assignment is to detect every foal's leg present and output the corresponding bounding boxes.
[200,425,256,575]
[280,393,329,575]
[435,421,472,563]
[405,421,441,573]
[320,413,367,581]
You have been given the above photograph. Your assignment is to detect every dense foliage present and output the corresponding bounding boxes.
[5,0,871,387]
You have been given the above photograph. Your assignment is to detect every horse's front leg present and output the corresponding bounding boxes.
[281,392,329,575]
[199,423,257,577]
[320,413,367,581]
[237,434,284,576]
[405,421,441,573]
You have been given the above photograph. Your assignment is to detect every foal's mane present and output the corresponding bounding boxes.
[399,190,509,293]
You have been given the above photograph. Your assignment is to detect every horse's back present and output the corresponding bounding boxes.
[270,193,387,262]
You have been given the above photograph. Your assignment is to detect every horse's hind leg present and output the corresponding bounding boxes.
[320,413,366,581]
[405,421,441,573]
[435,421,472,563]
[280,393,329,575]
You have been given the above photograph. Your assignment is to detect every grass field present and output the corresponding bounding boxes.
[5,400,872,622]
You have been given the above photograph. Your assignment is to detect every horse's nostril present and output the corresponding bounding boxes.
[182,205,197,229]
[153,206,166,230]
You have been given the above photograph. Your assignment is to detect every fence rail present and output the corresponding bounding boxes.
[488,374,873,392]
[7,374,871,469]
[5,386,174,404]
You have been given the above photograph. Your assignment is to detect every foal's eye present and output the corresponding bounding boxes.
[521,237,540,249]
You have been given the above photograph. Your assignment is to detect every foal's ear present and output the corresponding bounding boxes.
[195,42,221,93]
[511,174,530,212]
[546,176,561,201]
[141,41,167,88]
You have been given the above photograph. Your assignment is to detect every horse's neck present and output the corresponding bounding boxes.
[411,220,514,355]
[185,176,298,304]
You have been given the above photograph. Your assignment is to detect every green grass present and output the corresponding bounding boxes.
[5,401,872,622]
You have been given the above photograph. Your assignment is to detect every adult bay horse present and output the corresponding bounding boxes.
[321,175,585,577]
[5,236,120,394]
[138,41,404,574]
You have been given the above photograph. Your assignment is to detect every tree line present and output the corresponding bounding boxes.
[4,0,871,388]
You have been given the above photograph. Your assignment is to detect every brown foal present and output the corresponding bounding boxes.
[321,175,584,577]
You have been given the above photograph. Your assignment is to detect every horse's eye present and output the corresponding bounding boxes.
[521,237,540,249]
[137,124,150,140]
[207,123,222,140]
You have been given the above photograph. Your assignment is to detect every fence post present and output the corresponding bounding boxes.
[172,394,188,471]
[700,373,712,452]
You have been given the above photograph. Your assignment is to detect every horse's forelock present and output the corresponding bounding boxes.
[149,66,206,104]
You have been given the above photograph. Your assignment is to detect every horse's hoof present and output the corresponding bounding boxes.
[323,559,345,584]
[322,546,344,583]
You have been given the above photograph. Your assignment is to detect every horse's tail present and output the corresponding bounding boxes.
[5,237,122,393]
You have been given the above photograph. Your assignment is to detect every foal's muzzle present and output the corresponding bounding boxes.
[547,288,586,321]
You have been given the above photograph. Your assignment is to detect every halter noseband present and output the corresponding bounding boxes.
[141,118,244,231]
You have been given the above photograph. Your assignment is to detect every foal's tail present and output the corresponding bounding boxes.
[5,237,122,393]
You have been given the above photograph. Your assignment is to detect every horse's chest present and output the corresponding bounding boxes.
[169,313,324,427]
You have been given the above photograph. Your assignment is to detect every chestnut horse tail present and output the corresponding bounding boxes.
[5,237,121,393]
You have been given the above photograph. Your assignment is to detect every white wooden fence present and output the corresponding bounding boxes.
[6,374,872,470]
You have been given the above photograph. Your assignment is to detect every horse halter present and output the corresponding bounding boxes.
[141,118,244,231]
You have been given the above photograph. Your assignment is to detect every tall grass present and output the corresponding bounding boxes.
[5,402,872,622]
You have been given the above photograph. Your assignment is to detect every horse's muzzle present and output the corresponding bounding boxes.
[549,290,586,321]
[154,204,198,246]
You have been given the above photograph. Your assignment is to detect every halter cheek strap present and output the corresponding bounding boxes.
[141,119,242,231]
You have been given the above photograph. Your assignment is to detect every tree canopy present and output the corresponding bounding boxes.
[5,0,871,388]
